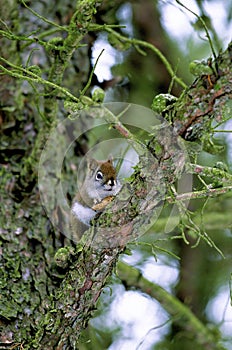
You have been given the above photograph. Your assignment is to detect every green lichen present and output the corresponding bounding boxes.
[151,93,177,114]
[92,87,105,102]
[189,59,214,76]
[54,247,75,269]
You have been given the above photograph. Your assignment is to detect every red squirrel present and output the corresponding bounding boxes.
[70,158,121,239]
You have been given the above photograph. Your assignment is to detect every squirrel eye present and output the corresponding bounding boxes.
[96,171,103,181]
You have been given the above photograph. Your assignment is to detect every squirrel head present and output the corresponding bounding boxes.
[85,157,120,201]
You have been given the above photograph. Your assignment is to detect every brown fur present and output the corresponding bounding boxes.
[70,158,118,240]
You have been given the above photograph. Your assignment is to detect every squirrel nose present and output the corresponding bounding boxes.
[106,178,116,187]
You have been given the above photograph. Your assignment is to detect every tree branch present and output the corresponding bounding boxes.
[117,261,225,350]
[102,27,187,89]
[0,57,79,102]
[166,186,232,203]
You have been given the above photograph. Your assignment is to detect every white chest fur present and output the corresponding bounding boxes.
[71,201,96,226]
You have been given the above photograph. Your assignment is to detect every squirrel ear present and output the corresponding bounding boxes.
[87,157,98,170]
[107,155,113,164]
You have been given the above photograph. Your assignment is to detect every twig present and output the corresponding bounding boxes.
[102,104,146,155]
[166,186,232,203]
[20,0,67,32]
[103,27,187,89]
[176,0,217,60]
[0,57,79,102]
[80,49,105,96]
[187,163,232,182]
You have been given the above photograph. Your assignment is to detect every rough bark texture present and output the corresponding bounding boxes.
[173,45,232,142]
